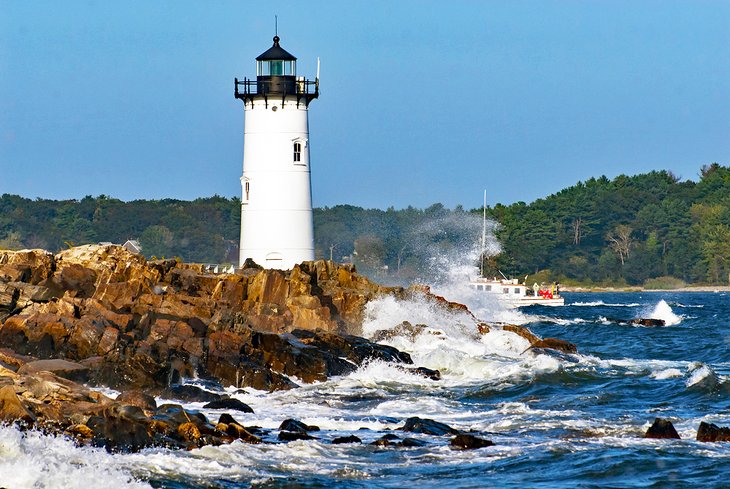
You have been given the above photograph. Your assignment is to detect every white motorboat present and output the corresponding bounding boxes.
[469,276,565,307]
[471,190,564,307]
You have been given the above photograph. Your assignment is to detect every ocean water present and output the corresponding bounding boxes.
[2,291,730,488]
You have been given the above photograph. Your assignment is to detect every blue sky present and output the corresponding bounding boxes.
[1,1,728,209]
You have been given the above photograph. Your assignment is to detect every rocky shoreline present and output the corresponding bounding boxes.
[0,244,526,452]
[2,244,724,455]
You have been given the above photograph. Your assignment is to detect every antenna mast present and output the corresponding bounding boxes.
[275,15,278,36]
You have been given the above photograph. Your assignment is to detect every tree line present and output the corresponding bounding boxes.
[1,163,729,286]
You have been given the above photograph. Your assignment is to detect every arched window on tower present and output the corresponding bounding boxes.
[293,142,301,162]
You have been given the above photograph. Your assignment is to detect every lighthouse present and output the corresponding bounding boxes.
[234,35,319,269]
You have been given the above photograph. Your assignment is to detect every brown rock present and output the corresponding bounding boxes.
[116,390,157,412]
[66,423,94,440]
[532,338,578,354]
[0,384,35,424]
[450,434,494,449]
[0,263,31,283]
[0,249,55,285]
[17,359,90,383]
[644,418,681,439]
[224,422,261,443]
[177,421,201,442]
[696,421,730,442]
[503,325,577,354]
[503,324,541,343]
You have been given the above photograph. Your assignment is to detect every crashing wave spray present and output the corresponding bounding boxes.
[647,300,682,326]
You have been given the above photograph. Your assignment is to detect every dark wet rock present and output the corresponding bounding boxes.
[407,366,441,380]
[401,417,459,436]
[631,318,666,327]
[371,321,428,343]
[605,317,666,327]
[696,422,730,442]
[279,430,318,441]
[532,337,578,354]
[160,384,224,403]
[450,434,495,449]
[115,390,157,412]
[155,403,209,427]
[290,329,413,366]
[203,398,254,413]
[17,358,90,383]
[644,418,681,439]
[86,404,154,452]
[218,413,240,425]
[279,418,320,433]
[371,434,399,447]
[399,437,427,447]
[503,324,577,354]
[332,435,362,444]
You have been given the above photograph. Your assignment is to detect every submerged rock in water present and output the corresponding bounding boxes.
[401,417,459,436]
[450,434,495,449]
[696,422,730,442]
[203,398,254,413]
[279,430,318,441]
[605,317,666,327]
[371,434,400,447]
[631,318,666,327]
[332,435,362,444]
[644,418,681,439]
[279,418,320,433]
[406,366,441,380]
[503,324,578,354]
[160,384,224,403]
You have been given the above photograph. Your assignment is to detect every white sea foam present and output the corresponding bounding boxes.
[651,368,684,380]
[359,293,566,388]
[686,363,719,390]
[0,426,150,489]
[571,301,641,307]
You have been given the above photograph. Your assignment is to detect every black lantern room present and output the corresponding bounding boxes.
[235,36,318,108]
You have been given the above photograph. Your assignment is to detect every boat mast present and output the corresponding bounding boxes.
[480,189,486,277]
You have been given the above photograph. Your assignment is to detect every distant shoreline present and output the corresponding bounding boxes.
[562,285,730,293]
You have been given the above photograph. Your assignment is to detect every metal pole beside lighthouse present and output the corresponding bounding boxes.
[234,36,319,270]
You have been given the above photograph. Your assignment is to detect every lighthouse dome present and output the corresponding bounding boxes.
[256,36,297,78]
[256,36,297,61]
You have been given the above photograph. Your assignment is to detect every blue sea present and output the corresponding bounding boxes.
[2,291,729,488]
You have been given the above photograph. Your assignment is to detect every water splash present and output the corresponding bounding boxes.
[648,300,682,325]
[0,426,149,489]
[360,293,562,386]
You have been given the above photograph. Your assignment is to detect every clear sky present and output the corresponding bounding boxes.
[1,1,728,210]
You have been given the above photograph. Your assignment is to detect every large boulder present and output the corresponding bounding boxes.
[17,359,90,383]
[644,418,681,439]
[401,417,459,436]
[696,422,730,442]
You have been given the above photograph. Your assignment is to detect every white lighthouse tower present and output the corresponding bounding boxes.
[234,35,319,269]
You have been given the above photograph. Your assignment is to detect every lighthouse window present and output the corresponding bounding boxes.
[293,142,302,162]
[270,60,283,75]
[257,60,296,76]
